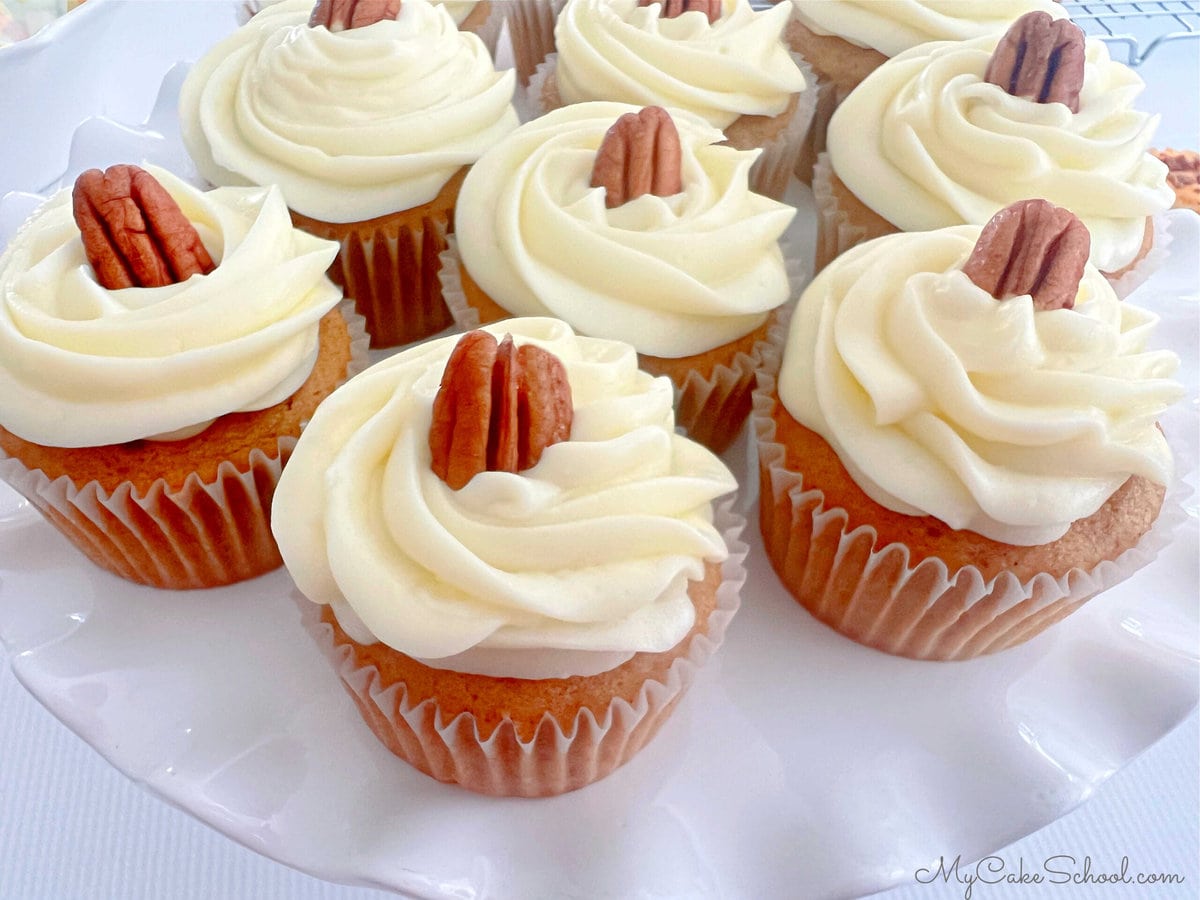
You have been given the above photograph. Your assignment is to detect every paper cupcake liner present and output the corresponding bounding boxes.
[461,0,504,57]
[301,499,747,797]
[1105,212,1174,299]
[750,317,1187,662]
[812,151,897,273]
[293,173,465,349]
[0,303,370,591]
[528,53,816,202]
[793,74,853,186]
[439,233,807,454]
[501,0,567,87]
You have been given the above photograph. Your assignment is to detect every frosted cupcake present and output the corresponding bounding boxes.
[533,0,813,199]
[179,0,519,348]
[814,13,1174,293]
[0,165,366,589]
[754,200,1183,660]
[272,318,744,796]
[445,102,799,453]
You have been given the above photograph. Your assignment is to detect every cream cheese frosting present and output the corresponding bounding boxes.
[778,226,1182,546]
[790,0,1067,58]
[0,166,343,448]
[826,34,1175,274]
[271,317,737,679]
[179,0,518,223]
[454,101,796,358]
[555,0,806,129]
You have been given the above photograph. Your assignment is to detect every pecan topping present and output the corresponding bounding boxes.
[984,11,1086,113]
[73,165,216,291]
[1153,147,1200,211]
[637,0,721,24]
[962,199,1091,311]
[590,106,684,209]
[430,331,573,490]
[309,0,400,31]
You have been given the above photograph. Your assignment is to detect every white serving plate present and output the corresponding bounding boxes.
[0,3,1197,897]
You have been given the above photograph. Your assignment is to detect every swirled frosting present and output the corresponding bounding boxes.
[555,0,806,128]
[455,102,796,358]
[827,34,1175,273]
[0,166,343,448]
[179,0,518,223]
[778,227,1182,546]
[271,317,736,679]
[790,0,1066,58]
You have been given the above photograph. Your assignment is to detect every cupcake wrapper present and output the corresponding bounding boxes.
[1106,211,1174,299]
[294,185,461,350]
[793,75,853,186]
[751,316,1187,661]
[527,53,816,202]
[812,151,896,273]
[0,303,370,591]
[439,233,807,455]
[301,500,747,797]
[501,0,568,87]
[461,0,504,57]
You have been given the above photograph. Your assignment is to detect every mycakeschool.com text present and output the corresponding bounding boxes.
[913,854,1186,898]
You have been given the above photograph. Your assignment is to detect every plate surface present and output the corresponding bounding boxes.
[0,3,1197,898]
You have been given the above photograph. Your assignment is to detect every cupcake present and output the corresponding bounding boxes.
[446,102,799,453]
[754,199,1184,661]
[532,0,813,199]
[814,12,1175,294]
[179,0,519,348]
[271,317,744,796]
[0,164,366,589]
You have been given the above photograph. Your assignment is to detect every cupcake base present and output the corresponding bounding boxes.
[301,501,746,797]
[291,168,467,349]
[0,305,370,590]
[751,323,1177,661]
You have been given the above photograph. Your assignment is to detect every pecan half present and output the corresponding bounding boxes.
[430,331,573,490]
[590,106,684,209]
[638,0,721,24]
[984,11,1086,113]
[73,165,216,291]
[309,0,400,31]
[962,199,1091,311]
[1153,147,1200,211]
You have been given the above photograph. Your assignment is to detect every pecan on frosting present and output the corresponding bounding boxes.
[590,106,684,209]
[984,11,1086,113]
[72,164,216,290]
[962,199,1091,311]
[430,331,573,489]
[638,0,722,24]
[309,0,400,31]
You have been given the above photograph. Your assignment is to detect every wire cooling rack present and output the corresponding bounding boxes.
[1060,1,1200,65]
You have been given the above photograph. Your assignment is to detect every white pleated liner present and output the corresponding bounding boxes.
[438,231,808,454]
[525,51,817,202]
[501,0,568,86]
[302,500,747,797]
[813,152,1176,290]
[0,302,371,591]
[751,315,1187,662]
